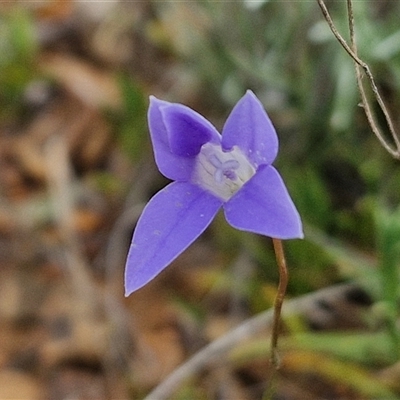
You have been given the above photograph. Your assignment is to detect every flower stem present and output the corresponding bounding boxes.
[263,239,288,399]
[270,238,289,368]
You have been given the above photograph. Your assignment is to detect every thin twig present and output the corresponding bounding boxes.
[316,0,400,159]
[144,283,356,400]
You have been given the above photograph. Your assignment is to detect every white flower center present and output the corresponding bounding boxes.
[192,143,256,201]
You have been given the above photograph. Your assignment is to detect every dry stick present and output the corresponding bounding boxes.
[270,238,289,369]
[316,0,400,159]
[144,283,356,400]
[345,0,380,153]
[346,0,356,49]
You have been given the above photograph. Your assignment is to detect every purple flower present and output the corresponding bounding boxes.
[125,90,303,296]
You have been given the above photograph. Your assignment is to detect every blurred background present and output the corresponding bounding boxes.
[1,1,400,399]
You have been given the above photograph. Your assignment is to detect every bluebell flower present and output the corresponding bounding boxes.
[125,90,303,296]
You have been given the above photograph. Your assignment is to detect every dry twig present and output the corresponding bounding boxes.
[316,0,400,159]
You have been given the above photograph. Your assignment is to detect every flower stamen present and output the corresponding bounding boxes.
[193,143,255,201]
[208,154,240,183]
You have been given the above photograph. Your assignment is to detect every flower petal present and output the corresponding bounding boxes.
[125,181,222,295]
[221,90,278,167]
[148,96,196,181]
[161,103,221,157]
[223,165,303,239]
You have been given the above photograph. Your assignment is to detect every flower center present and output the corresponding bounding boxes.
[192,143,256,201]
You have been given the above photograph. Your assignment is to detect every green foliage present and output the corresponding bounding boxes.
[0,8,38,122]
[115,74,149,162]
[375,205,400,358]
[286,331,396,366]
[230,334,398,399]
[283,165,332,230]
